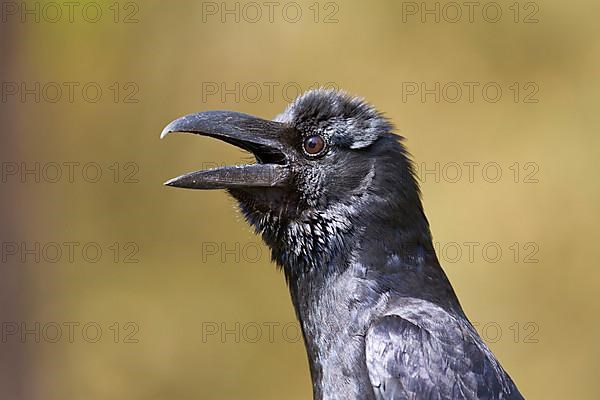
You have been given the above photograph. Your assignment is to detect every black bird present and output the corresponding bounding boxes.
[161,89,524,400]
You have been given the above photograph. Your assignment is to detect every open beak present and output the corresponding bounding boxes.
[160,111,291,190]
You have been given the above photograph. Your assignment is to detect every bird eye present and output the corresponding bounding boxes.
[303,135,326,156]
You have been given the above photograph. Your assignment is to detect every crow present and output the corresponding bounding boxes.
[161,89,524,400]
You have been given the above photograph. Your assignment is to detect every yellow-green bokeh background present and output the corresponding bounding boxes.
[1,0,599,399]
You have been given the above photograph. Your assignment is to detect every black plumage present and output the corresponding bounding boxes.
[161,89,524,400]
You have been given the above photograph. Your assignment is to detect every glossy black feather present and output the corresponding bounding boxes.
[194,89,524,399]
[366,301,523,400]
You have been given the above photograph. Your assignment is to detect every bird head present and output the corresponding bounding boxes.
[162,89,428,272]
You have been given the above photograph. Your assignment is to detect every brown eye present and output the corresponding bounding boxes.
[303,135,326,156]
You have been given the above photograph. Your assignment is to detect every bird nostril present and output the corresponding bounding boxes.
[303,135,326,156]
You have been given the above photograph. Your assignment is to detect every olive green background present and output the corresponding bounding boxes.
[1,0,598,399]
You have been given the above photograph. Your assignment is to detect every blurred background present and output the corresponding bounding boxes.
[1,0,598,399]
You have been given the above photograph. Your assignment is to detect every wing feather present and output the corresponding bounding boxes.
[365,305,523,400]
